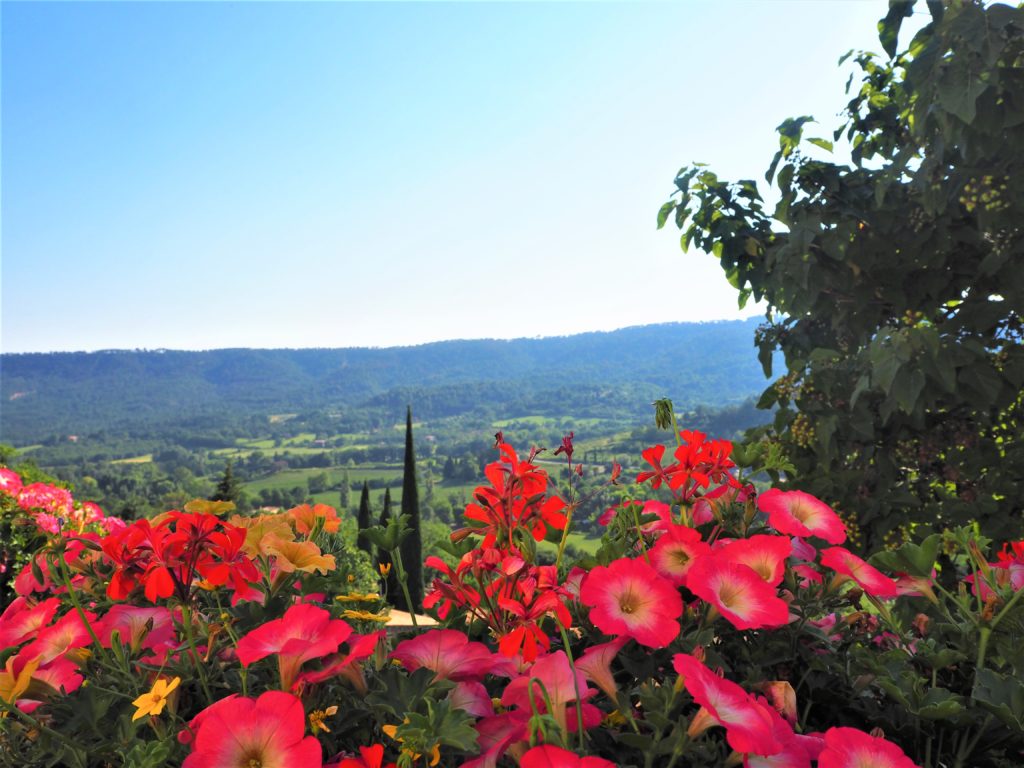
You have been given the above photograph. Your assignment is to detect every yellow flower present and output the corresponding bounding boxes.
[0,656,40,704]
[336,592,381,603]
[132,676,180,721]
[341,609,391,623]
[379,562,392,577]
[383,720,440,766]
[308,705,338,734]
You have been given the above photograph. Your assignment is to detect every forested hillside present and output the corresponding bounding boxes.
[1,319,768,443]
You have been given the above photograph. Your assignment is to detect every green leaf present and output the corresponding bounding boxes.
[807,137,834,152]
[869,534,940,577]
[878,1,915,58]
[657,201,676,230]
[892,368,926,414]
[972,668,1024,731]
[936,61,989,124]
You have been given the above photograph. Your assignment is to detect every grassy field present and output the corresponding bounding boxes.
[111,454,154,464]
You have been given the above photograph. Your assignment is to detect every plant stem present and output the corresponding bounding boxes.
[555,502,576,572]
[180,604,213,703]
[391,548,418,628]
[557,622,586,750]
[54,554,109,665]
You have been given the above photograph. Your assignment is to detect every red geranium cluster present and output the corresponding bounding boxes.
[101,510,261,603]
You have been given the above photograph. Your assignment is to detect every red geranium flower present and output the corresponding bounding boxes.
[183,691,322,768]
[818,727,918,768]
[687,555,790,630]
[820,547,899,598]
[757,489,846,545]
[580,557,682,648]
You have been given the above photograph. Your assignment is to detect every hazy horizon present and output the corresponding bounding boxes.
[1,316,761,356]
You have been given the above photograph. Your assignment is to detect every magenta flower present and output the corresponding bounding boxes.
[673,653,789,756]
[579,557,682,648]
[717,535,792,586]
[236,603,352,690]
[818,727,918,768]
[649,524,710,587]
[687,555,790,630]
[757,489,846,544]
[391,629,508,682]
[820,547,899,598]
[520,745,616,768]
[183,691,322,768]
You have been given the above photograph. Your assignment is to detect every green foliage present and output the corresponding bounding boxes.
[662,0,1024,547]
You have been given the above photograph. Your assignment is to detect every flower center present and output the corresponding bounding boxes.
[791,502,812,523]
[671,549,691,567]
[718,583,741,608]
[618,588,641,614]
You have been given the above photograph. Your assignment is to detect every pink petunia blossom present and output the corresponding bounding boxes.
[818,727,919,768]
[649,525,710,587]
[579,557,682,648]
[520,745,616,768]
[673,653,790,756]
[757,489,846,545]
[236,604,351,691]
[183,691,322,768]
[716,535,792,587]
[687,555,790,630]
[820,547,899,598]
[391,629,510,682]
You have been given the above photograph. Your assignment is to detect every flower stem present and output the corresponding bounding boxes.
[557,622,586,750]
[391,548,418,628]
[180,604,213,704]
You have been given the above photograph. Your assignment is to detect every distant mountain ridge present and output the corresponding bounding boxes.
[0,319,771,442]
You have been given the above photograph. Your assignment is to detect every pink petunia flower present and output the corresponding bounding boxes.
[579,557,682,648]
[502,651,598,736]
[519,745,616,768]
[183,691,322,768]
[329,744,396,768]
[818,727,919,768]
[687,555,790,630]
[757,489,846,545]
[236,604,351,691]
[0,597,61,648]
[391,629,511,682]
[716,535,792,587]
[820,547,899,598]
[649,525,710,587]
[673,653,790,756]
[575,636,628,700]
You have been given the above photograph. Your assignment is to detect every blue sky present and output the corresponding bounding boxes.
[3,1,893,353]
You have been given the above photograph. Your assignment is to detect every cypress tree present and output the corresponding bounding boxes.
[212,460,240,504]
[376,488,399,600]
[357,481,372,556]
[399,405,423,611]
